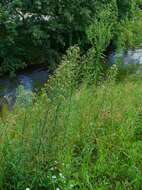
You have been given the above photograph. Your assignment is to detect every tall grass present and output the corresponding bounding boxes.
[0,59,142,190]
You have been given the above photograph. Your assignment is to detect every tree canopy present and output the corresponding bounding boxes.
[0,0,142,75]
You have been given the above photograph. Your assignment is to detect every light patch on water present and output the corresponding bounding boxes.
[109,48,142,65]
[0,69,48,109]
[19,75,33,91]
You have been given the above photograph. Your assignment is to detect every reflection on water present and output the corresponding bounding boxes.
[0,68,48,107]
[109,49,142,65]
[108,48,142,77]
[1,48,142,108]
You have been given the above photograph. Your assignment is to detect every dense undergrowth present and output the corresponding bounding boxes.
[0,45,142,190]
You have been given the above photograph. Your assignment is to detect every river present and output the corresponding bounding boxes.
[109,48,142,65]
[0,68,49,108]
[0,48,142,108]
[108,48,142,74]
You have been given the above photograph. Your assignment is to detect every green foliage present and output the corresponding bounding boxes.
[0,68,142,189]
[0,0,97,74]
[116,0,137,19]
[85,8,114,83]
[115,15,142,50]
[0,0,142,74]
[1,1,142,189]
[45,46,81,100]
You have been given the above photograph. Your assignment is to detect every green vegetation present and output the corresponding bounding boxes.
[0,46,141,189]
[0,0,142,75]
[0,63,142,190]
[1,0,142,190]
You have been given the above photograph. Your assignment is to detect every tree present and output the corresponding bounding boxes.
[0,0,141,75]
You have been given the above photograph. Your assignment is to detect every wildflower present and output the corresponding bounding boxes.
[52,175,57,180]
[56,188,60,190]
[50,167,54,171]
[59,173,65,179]
[26,188,30,190]
[59,173,63,177]
[70,184,74,188]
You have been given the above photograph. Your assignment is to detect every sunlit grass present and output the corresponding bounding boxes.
[0,75,142,189]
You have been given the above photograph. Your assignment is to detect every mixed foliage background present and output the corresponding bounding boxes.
[0,0,142,75]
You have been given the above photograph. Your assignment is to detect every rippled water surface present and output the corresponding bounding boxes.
[1,48,142,107]
[0,68,48,107]
[109,49,142,65]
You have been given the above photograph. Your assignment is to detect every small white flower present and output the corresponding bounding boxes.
[70,184,74,188]
[26,188,30,190]
[59,173,63,177]
[52,175,57,180]
[59,173,65,179]
[50,167,54,171]
[56,188,60,190]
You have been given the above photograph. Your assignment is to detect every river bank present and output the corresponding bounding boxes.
[1,48,142,107]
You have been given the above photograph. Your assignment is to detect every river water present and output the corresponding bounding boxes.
[109,49,142,65]
[0,68,49,108]
[108,48,142,76]
[0,48,142,107]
